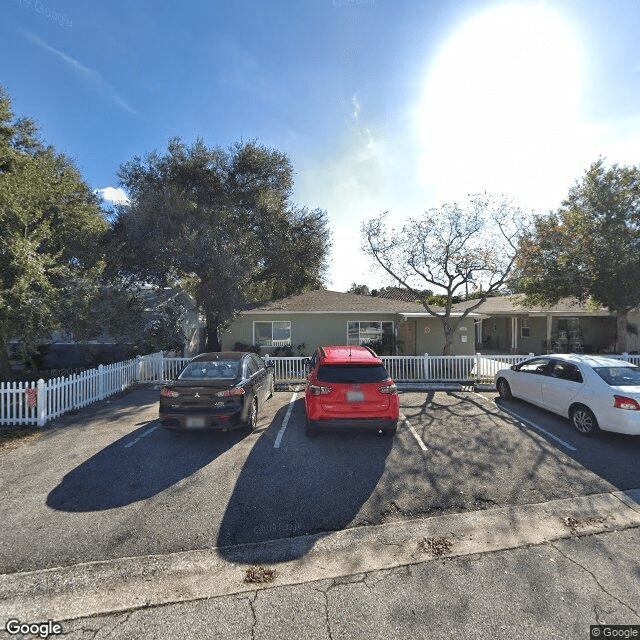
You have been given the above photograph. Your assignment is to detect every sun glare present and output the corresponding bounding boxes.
[420,3,590,211]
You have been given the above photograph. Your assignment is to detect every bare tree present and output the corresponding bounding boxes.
[361,195,529,354]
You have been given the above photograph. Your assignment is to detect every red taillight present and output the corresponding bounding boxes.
[309,384,333,396]
[160,388,179,398]
[613,395,640,410]
[223,387,245,397]
[378,383,398,395]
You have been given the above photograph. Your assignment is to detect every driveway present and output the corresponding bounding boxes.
[1,386,638,574]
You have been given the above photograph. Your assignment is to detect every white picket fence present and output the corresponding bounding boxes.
[0,352,166,427]
[263,353,535,383]
[3,351,640,427]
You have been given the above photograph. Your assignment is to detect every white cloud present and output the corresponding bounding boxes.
[24,31,137,115]
[95,187,130,205]
[352,95,361,120]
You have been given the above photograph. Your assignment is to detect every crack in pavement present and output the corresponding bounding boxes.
[550,542,640,619]
[246,591,258,640]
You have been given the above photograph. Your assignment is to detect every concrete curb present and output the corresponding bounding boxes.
[2,489,639,622]
[274,383,493,392]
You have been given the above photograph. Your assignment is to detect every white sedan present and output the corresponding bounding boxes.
[494,354,640,436]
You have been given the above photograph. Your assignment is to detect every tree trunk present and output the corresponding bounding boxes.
[0,335,14,382]
[204,312,221,352]
[616,312,629,353]
[441,321,454,356]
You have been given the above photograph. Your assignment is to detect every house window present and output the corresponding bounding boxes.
[254,321,291,347]
[347,321,394,347]
[521,318,531,338]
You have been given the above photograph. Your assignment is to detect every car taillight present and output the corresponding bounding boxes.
[378,383,398,395]
[309,384,333,396]
[160,388,179,398]
[222,388,245,397]
[613,395,640,410]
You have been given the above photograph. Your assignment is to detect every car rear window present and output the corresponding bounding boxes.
[316,364,390,383]
[178,361,240,380]
[593,366,640,386]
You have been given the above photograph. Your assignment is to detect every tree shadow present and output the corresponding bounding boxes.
[47,423,244,512]
[216,398,393,563]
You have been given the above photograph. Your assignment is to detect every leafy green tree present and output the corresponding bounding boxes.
[0,87,109,380]
[362,195,529,355]
[514,159,640,351]
[111,138,330,351]
[348,283,370,295]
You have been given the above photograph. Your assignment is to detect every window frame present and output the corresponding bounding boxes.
[520,317,531,338]
[253,320,292,347]
[346,320,394,346]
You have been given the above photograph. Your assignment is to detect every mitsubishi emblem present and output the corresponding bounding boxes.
[194,393,200,398]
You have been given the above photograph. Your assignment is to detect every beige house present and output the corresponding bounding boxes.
[222,290,478,356]
[452,295,640,355]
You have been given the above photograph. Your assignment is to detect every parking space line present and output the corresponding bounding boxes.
[400,413,428,451]
[274,393,297,449]
[124,425,158,448]
[494,403,577,452]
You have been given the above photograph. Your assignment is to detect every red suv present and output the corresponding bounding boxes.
[304,346,400,437]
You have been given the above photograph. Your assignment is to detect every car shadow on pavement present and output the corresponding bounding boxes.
[216,398,393,563]
[46,423,244,512]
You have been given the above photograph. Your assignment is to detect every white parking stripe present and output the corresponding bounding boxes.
[493,402,578,452]
[274,393,297,449]
[400,413,428,451]
[124,425,158,448]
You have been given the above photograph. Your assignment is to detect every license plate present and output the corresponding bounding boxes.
[186,416,206,428]
[347,391,365,403]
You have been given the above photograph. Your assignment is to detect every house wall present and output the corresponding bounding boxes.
[414,317,475,355]
[222,313,476,356]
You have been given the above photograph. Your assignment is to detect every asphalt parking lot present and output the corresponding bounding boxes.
[1,386,639,575]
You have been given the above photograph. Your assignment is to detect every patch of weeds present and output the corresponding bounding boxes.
[562,515,606,534]
[0,426,45,452]
[244,566,277,584]
[418,536,454,556]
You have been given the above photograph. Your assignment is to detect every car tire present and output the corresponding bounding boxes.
[268,375,275,399]
[244,398,258,432]
[305,416,319,438]
[497,378,512,400]
[382,421,398,437]
[570,404,599,435]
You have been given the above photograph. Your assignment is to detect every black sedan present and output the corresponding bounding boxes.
[159,352,275,432]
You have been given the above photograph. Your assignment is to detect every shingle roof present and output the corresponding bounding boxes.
[243,289,436,314]
[451,294,612,315]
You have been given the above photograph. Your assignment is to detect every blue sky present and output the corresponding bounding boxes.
[3,0,640,292]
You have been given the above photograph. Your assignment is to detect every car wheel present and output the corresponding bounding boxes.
[497,378,512,400]
[570,405,599,435]
[268,375,275,399]
[305,416,319,437]
[244,398,258,431]
[382,421,398,437]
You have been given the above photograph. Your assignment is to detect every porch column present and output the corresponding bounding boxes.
[511,317,518,352]
[476,319,483,345]
[546,315,552,352]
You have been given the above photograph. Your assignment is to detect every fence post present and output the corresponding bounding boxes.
[529,352,535,357]
[98,364,104,399]
[36,378,46,427]
[475,352,481,381]
[135,356,142,382]
[423,353,429,381]
[623,352,629,362]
